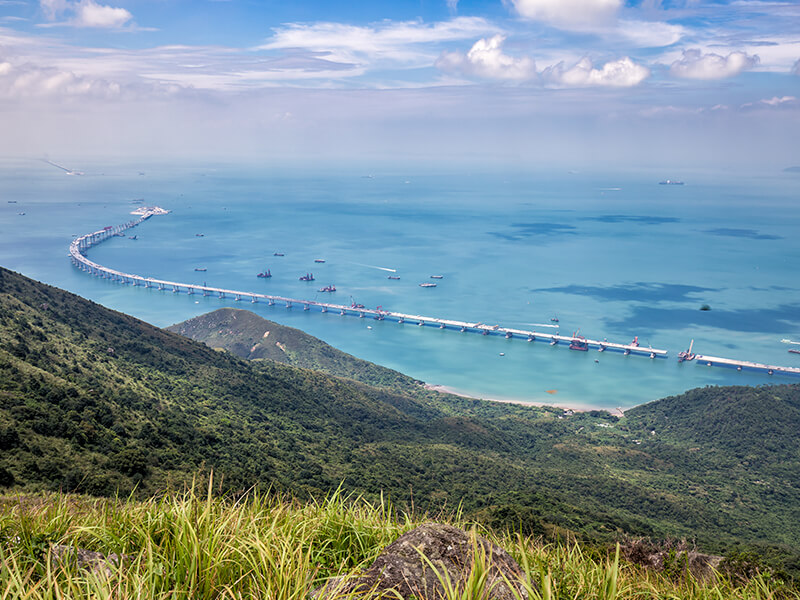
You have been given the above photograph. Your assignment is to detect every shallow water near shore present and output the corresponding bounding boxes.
[2,159,799,409]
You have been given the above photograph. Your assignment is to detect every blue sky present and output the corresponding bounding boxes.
[0,0,798,169]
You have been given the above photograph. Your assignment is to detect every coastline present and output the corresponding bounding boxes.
[424,383,623,414]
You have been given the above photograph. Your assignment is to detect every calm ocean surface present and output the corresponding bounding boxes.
[2,159,799,410]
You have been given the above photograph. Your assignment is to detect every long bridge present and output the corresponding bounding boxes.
[68,208,800,376]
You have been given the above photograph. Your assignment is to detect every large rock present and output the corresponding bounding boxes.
[315,523,531,599]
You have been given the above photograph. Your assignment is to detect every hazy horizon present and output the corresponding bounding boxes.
[0,1,798,170]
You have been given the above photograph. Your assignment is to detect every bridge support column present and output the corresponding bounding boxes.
[304,304,309,311]
[321,306,327,313]
[251,296,257,303]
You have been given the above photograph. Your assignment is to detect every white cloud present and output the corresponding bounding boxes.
[257,18,500,68]
[446,0,458,12]
[74,0,131,28]
[740,95,798,109]
[436,35,536,80]
[511,0,622,28]
[0,58,123,98]
[615,19,684,48]
[39,0,132,28]
[670,49,759,79]
[544,56,650,87]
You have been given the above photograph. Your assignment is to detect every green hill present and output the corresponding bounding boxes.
[166,307,424,394]
[1,266,800,576]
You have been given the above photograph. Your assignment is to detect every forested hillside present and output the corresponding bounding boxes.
[1,266,799,576]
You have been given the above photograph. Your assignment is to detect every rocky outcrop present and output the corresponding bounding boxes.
[50,544,126,578]
[620,539,723,583]
[313,523,531,599]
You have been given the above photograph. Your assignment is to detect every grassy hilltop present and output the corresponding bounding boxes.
[2,486,798,599]
[1,266,800,578]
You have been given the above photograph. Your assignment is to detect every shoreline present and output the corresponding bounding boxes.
[423,383,624,415]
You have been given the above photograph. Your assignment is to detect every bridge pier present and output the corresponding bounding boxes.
[251,296,257,303]
[505,332,512,339]
[187,288,193,294]
[286,301,292,308]
[439,323,445,329]
[172,286,179,293]
[304,304,310,311]
[235,294,241,301]
[321,306,328,313]
[398,317,404,324]
[219,292,225,299]
[268,299,275,306]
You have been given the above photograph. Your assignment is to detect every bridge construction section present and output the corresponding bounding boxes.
[693,354,800,377]
[69,208,670,360]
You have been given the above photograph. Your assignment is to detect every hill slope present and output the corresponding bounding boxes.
[1,266,800,573]
[166,307,423,394]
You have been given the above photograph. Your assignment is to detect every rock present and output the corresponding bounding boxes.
[50,544,126,578]
[620,539,723,583]
[313,523,531,599]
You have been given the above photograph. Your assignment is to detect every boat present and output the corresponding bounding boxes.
[569,331,588,351]
[257,269,272,278]
[551,316,559,323]
[659,180,684,185]
[350,297,365,309]
[273,252,284,256]
[195,233,204,237]
[387,276,401,280]
[299,273,315,281]
[319,284,336,292]
[430,275,443,279]
[789,349,800,355]
[315,259,326,263]
[194,267,207,272]
[677,339,696,362]
[419,282,437,288]
[128,235,137,240]
[630,336,639,347]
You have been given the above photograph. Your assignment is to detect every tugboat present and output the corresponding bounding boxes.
[387,275,401,280]
[315,259,326,263]
[569,330,589,351]
[194,267,207,272]
[273,252,284,256]
[299,273,315,281]
[257,269,272,278]
[678,339,696,362]
[319,284,336,292]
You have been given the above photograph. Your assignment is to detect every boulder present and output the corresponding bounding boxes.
[313,523,530,599]
[50,544,126,578]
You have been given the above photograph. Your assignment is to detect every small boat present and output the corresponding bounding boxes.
[430,275,443,279]
[315,259,326,263]
[569,331,588,351]
[319,284,336,292]
[659,179,684,185]
[129,235,137,240]
[194,267,207,272]
[195,233,204,237]
[299,273,315,281]
[499,353,505,356]
[387,275,401,280]
[419,282,437,288]
[273,252,284,256]
[551,316,559,323]
[257,269,272,278]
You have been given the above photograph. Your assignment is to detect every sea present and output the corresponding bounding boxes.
[2,158,799,411]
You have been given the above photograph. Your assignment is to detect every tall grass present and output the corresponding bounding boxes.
[0,483,796,600]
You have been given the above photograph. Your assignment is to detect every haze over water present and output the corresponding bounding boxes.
[2,159,799,410]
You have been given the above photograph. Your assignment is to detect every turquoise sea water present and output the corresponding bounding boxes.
[2,159,799,410]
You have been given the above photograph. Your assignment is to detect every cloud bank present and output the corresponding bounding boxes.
[670,49,760,79]
[544,56,650,87]
[436,35,536,80]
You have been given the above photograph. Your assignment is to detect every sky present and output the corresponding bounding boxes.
[0,0,798,170]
